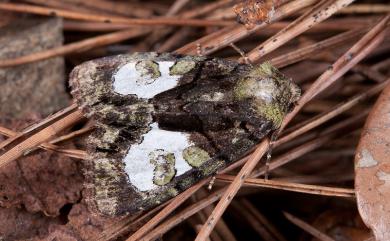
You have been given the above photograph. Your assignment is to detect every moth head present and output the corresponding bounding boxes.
[234,62,301,128]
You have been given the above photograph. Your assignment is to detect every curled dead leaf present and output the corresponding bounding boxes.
[355,80,390,241]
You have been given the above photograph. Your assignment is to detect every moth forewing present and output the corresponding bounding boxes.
[69,52,300,216]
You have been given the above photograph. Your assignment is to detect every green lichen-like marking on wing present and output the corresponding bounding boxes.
[183,146,211,167]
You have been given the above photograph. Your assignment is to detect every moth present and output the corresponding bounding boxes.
[70,52,300,216]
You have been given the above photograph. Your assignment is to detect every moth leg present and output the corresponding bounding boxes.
[196,43,203,57]
[264,131,279,179]
[208,175,216,190]
[229,43,252,65]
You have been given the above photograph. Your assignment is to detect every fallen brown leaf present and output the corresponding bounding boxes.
[355,80,390,241]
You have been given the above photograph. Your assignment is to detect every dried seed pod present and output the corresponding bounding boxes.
[233,0,277,29]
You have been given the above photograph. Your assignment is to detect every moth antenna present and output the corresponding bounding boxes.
[229,43,252,66]
[196,43,203,57]
[208,175,216,190]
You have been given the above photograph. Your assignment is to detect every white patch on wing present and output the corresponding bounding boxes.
[255,78,279,103]
[113,61,181,98]
[124,123,193,191]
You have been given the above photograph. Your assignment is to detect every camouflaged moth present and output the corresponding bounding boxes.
[69,52,300,216]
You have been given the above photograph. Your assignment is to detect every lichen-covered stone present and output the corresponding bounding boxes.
[0,17,69,118]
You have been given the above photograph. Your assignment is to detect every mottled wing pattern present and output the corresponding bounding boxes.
[69,52,300,216]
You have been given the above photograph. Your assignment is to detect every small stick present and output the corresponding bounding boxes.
[139,112,364,240]
[180,0,233,19]
[0,28,150,67]
[0,3,233,27]
[240,199,287,241]
[283,212,335,241]
[229,43,252,65]
[280,15,389,131]
[254,111,368,178]
[270,27,367,68]
[0,109,84,168]
[175,0,317,55]
[275,78,389,146]
[195,15,388,241]
[127,152,248,241]
[141,188,226,241]
[217,175,355,197]
[339,4,390,14]
[126,179,209,241]
[244,0,357,63]
[0,104,78,150]
[194,140,270,241]
[0,124,87,159]
[230,201,277,241]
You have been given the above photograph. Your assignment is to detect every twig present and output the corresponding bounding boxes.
[23,0,154,17]
[280,14,389,131]
[283,212,335,241]
[275,78,389,146]
[230,201,278,241]
[175,0,316,55]
[49,126,93,144]
[0,104,79,150]
[60,0,154,18]
[0,109,83,168]
[194,140,270,241]
[140,110,364,240]
[165,0,191,16]
[270,27,367,68]
[22,0,110,15]
[240,199,287,241]
[194,14,388,241]
[127,151,250,241]
[94,205,166,241]
[217,175,355,197]
[353,65,388,83]
[339,4,390,14]
[0,3,233,27]
[63,17,374,32]
[194,189,237,241]
[63,21,147,32]
[76,0,166,13]
[157,0,234,52]
[275,172,354,185]
[157,28,192,52]
[22,125,91,158]
[0,28,150,67]
[244,0,356,63]
[180,0,234,19]
[127,179,209,241]
[140,188,226,241]
[0,125,87,159]
[255,110,367,177]
[132,0,190,52]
